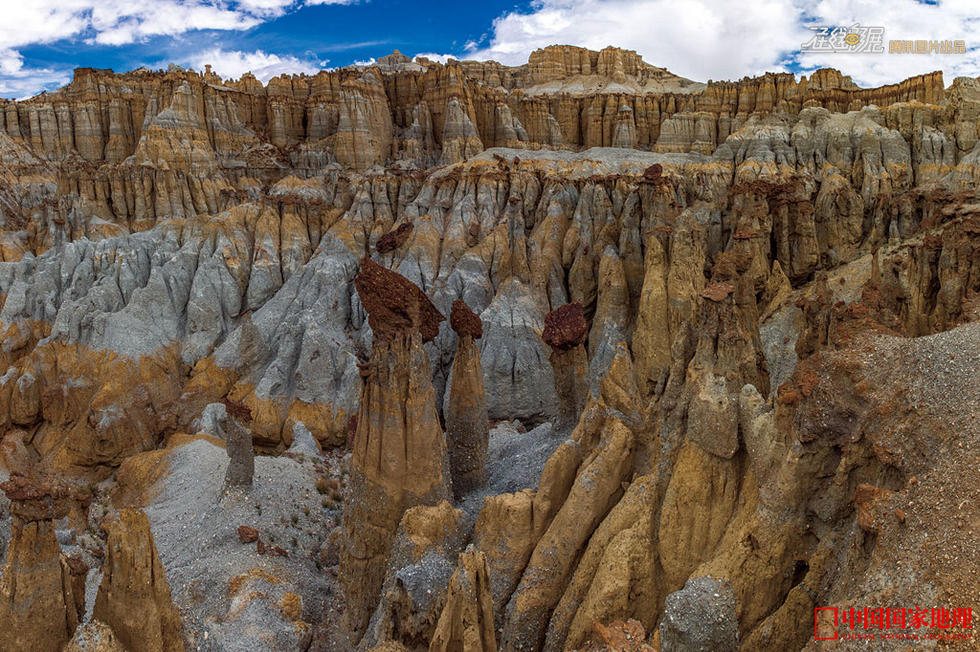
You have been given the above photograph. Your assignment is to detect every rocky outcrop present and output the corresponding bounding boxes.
[66,621,128,652]
[93,509,184,652]
[0,474,80,652]
[341,259,451,642]
[430,547,497,652]
[542,302,589,431]
[659,576,738,651]
[500,346,639,650]
[363,500,463,649]
[445,299,489,497]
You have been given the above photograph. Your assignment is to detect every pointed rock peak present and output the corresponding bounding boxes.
[354,257,444,342]
[450,299,483,339]
[543,302,588,351]
[378,50,412,65]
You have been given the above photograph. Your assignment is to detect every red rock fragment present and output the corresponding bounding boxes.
[238,525,259,543]
[542,302,588,351]
[1,472,73,521]
[643,163,662,181]
[354,257,445,342]
[222,397,253,424]
[450,299,483,339]
[700,281,736,303]
[376,222,414,254]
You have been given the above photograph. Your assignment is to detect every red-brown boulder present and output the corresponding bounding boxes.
[1,473,73,522]
[355,257,444,342]
[376,222,414,254]
[542,303,588,351]
[450,299,483,339]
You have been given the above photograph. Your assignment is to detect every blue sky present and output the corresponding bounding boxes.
[1,0,978,99]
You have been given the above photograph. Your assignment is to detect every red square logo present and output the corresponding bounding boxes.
[815,607,839,640]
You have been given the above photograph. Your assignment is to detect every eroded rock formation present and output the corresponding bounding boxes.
[0,473,80,652]
[341,259,451,642]
[430,546,497,652]
[542,302,589,431]
[0,43,977,652]
[222,398,255,487]
[93,509,184,652]
[445,299,489,497]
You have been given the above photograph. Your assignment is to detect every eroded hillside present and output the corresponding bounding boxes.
[0,46,977,651]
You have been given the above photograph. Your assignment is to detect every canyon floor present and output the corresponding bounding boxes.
[0,45,978,651]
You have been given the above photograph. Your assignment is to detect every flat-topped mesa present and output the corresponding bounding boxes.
[221,398,254,488]
[354,256,445,342]
[446,300,489,498]
[0,44,951,180]
[341,258,451,642]
[0,473,82,652]
[543,303,589,431]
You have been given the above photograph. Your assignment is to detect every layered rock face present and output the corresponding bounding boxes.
[0,44,978,652]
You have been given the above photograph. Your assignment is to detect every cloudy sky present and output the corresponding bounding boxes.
[1,0,978,99]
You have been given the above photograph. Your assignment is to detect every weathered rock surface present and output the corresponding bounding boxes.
[445,300,489,497]
[93,508,184,652]
[0,473,80,652]
[659,576,738,651]
[0,43,977,652]
[430,546,497,652]
[341,262,451,642]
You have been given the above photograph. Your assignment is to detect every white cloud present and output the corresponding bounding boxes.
[465,0,980,87]
[793,0,980,86]
[0,49,70,99]
[413,53,457,64]
[183,48,325,82]
[0,1,308,97]
[466,0,809,82]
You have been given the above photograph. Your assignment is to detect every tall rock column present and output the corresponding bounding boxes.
[93,509,184,652]
[0,473,80,652]
[446,299,489,498]
[221,398,254,488]
[542,302,589,432]
[340,257,452,642]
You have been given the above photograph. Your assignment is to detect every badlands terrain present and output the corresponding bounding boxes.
[0,45,977,651]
